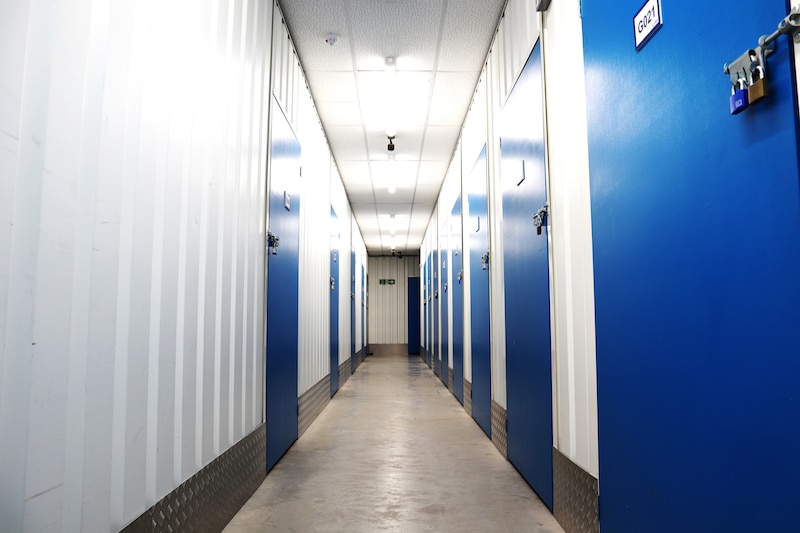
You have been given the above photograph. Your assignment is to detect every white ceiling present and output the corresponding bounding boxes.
[279,0,506,255]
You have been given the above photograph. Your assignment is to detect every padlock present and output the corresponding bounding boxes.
[748,65,767,104]
[730,77,749,115]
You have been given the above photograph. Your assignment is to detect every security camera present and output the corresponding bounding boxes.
[387,135,395,151]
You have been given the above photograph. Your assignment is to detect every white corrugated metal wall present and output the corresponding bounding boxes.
[541,0,599,477]
[331,166,354,366]
[367,256,420,344]
[0,0,273,530]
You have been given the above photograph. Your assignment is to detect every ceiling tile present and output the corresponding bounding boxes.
[438,1,505,71]
[306,71,359,102]
[421,126,459,161]
[375,203,413,217]
[326,126,368,160]
[337,161,372,185]
[347,0,444,71]
[417,161,450,186]
[318,101,362,126]
[428,72,479,126]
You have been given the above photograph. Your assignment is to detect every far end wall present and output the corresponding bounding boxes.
[367,256,420,344]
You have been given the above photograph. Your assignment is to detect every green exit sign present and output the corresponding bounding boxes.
[379,279,396,285]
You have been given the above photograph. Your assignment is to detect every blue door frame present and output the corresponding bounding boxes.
[265,101,301,471]
[501,42,553,510]
[468,146,491,437]
[330,207,339,397]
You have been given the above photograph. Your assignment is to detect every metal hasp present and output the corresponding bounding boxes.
[535,0,552,11]
[268,231,280,254]
[723,7,800,110]
[481,251,490,271]
[533,203,549,235]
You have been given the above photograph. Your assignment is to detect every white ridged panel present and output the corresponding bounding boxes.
[331,167,353,366]
[368,256,421,344]
[459,75,487,384]
[496,0,541,108]
[542,3,599,477]
[486,48,507,409]
[297,81,332,396]
[0,0,273,530]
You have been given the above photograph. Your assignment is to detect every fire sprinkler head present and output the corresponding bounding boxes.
[325,33,339,46]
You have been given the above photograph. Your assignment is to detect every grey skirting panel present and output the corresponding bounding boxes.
[553,447,599,533]
[122,424,266,533]
[434,356,440,376]
[338,358,351,388]
[448,368,454,394]
[298,375,331,437]
[490,400,507,458]
[464,379,472,416]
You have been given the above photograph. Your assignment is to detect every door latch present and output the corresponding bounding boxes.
[268,232,280,254]
[481,251,490,270]
[533,203,549,235]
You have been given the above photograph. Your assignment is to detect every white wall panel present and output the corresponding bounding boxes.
[331,166,353,366]
[368,256,420,344]
[542,3,599,477]
[0,0,273,530]
[297,80,332,395]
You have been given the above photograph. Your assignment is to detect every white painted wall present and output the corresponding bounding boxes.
[0,0,274,530]
[367,256,420,344]
[331,166,354,366]
[297,77,333,396]
[542,3,600,477]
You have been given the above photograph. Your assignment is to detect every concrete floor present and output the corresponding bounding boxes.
[225,346,564,533]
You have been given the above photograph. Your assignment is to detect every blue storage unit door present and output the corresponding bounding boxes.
[408,277,421,354]
[265,100,301,472]
[422,262,428,360]
[582,1,800,531]
[451,195,465,404]
[433,248,439,375]
[350,249,356,370]
[426,253,433,367]
[440,233,449,386]
[500,42,553,510]
[330,207,339,397]
[468,146,491,437]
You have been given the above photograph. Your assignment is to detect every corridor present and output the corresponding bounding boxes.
[225,346,563,533]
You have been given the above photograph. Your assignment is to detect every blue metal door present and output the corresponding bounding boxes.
[501,42,553,510]
[468,147,491,437]
[408,277,421,353]
[451,196,464,404]
[440,231,449,386]
[422,261,428,361]
[582,1,800,530]
[330,207,339,397]
[426,253,433,367]
[350,249,356,371]
[432,247,439,376]
[266,102,301,471]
